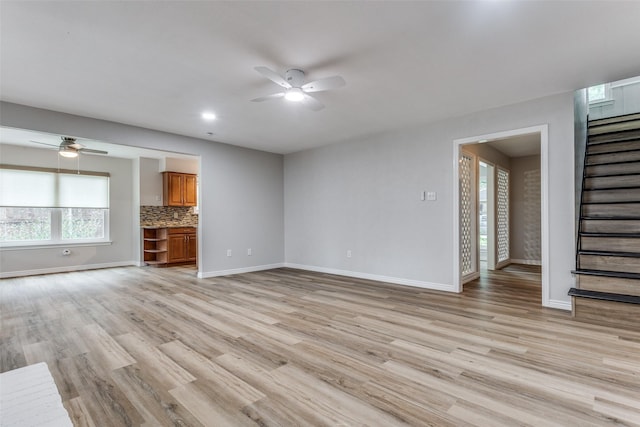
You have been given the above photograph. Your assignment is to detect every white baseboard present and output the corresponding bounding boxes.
[284,263,456,292]
[545,299,572,311]
[511,259,542,266]
[0,261,137,279]
[198,263,285,279]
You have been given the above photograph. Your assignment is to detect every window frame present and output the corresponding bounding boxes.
[587,83,613,104]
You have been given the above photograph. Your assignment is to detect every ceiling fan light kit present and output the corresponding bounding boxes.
[284,88,304,102]
[251,66,345,111]
[59,147,78,158]
[30,136,109,157]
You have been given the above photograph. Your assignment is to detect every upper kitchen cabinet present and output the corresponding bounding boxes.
[163,172,197,206]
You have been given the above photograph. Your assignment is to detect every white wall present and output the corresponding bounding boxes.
[139,157,163,206]
[589,79,640,120]
[285,92,575,307]
[510,155,541,263]
[0,102,285,277]
[161,157,199,174]
[0,143,135,276]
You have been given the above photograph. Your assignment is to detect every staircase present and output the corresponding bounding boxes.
[570,112,640,330]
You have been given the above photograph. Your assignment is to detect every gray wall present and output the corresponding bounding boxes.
[285,92,575,306]
[0,102,284,277]
[510,155,541,263]
[0,143,134,276]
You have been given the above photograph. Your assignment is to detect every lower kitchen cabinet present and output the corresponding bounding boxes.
[143,227,196,266]
[167,227,197,264]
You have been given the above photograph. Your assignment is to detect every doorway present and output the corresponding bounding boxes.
[479,160,495,272]
[453,125,550,307]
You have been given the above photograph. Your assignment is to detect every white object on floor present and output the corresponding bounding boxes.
[0,362,73,427]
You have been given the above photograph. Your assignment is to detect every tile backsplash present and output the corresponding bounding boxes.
[140,206,198,227]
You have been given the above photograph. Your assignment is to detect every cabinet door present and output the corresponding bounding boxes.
[165,173,184,206]
[183,174,197,206]
[186,233,197,261]
[167,234,187,263]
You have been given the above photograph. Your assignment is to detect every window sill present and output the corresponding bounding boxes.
[588,99,614,107]
[0,241,113,251]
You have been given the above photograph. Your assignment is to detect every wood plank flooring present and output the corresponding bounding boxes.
[1,265,640,426]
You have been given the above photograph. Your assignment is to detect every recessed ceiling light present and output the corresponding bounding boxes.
[201,112,216,120]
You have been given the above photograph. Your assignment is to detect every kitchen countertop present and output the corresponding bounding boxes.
[141,225,197,229]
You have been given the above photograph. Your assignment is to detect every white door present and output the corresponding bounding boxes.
[496,166,510,268]
[459,150,478,282]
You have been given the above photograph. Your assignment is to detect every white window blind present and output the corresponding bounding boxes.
[0,167,109,208]
[58,174,109,208]
[0,169,56,207]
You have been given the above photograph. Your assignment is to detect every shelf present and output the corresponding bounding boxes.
[143,228,168,266]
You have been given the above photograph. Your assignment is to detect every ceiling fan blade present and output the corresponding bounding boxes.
[254,66,291,89]
[301,75,346,93]
[29,140,58,148]
[78,148,108,155]
[301,94,324,111]
[251,92,285,102]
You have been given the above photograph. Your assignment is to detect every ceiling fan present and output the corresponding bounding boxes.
[31,136,108,158]
[251,66,346,111]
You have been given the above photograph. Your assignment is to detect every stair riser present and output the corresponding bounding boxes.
[583,188,640,203]
[589,113,640,127]
[587,150,640,165]
[577,274,640,297]
[586,162,640,176]
[588,120,640,136]
[584,175,640,190]
[579,254,640,274]
[588,129,640,145]
[581,236,640,253]
[588,139,640,154]
[582,203,640,218]
[572,297,640,331]
[581,220,640,234]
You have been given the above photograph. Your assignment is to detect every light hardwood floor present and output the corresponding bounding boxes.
[1,265,639,426]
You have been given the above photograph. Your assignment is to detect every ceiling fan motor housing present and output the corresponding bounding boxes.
[285,69,305,87]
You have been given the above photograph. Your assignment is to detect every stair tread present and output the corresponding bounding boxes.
[580,232,640,238]
[582,216,640,221]
[586,157,640,166]
[568,287,640,304]
[584,187,640,193]
[572,269,640,280]
[579,249,640,258]
[582,201,640,205]
[585,171,640,178]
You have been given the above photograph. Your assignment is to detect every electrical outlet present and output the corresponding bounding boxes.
[173,212,179,219]
[427,191,437,201]
[347,250,352,258]
[226,249,232,257]
[247,248,252,256]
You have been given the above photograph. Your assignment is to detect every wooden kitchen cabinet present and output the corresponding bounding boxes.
[166,227,197,264]
[163,172,197,206]
[142,228,167,265]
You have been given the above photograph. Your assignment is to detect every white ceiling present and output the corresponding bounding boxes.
[486,133,541,158]
[2,1,640,155]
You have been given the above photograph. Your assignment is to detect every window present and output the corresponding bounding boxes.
[588,83,611,103]
[0,166,109,245]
